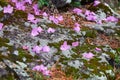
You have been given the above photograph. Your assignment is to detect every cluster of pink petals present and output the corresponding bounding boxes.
[93,0,100,6]
[31,27,43,36]
[104,16,118,22]
[73,8,82,15]
[85,10,97,21]
[0,23,3,30]
[3,5,13,14]
[32,65,50,76]
[15,1,26,11]
[82,52,94,60]
[60,41,80,51]
[73,22,80,32]
[32,45,50,54]
[47,28,55,33]
[49,15,63,24]
[60,41,71,51]
[25,0,32,4]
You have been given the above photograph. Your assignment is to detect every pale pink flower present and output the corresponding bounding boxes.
[22,45,29,50]
[47,28,55,33]
[11,0,18,3]
[0,23,3,30]
[72,41,79,47]
[3,5,13,14]
[60,41,71,51]
[95,47,101,51]
[74,23,80,32]
[32,65,50,76]
[27,13,35,21]
[32,46,42,53]
[31,27,43,36]
[32,4,40,15]
[42,12,48,17]
[86,15,97,21]
[94,0,100,6]
[25,0,32,4]
[82,52,94,60]
[73,8,82,15]
[105,16,118,22]
[42,46,50,52]
[56,16,63,21]
[85,10,91,16]
[15,1,26,11]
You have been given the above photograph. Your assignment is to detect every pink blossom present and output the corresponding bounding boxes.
[3,5,13,14]
[47,28,55,33]
[60,41,71,51]
[94,0,100,6]
[22,45,29,50]
[15,1,26,11]
[11,0,18,3]
[86,15,97,21]
[32,46,42,53]
[27,13,35,21]
[33,4,40,15]
[82,52,94,60]
[32,65,50,76]
[42,46,50,52]
[0,23,3,30]
[49,15,63,24]
[73,8,82,15]
[95,47,101,51]
[74,23,80,32]
[56,16,63,21]
[25,0,32,4]
[85,10,91,16]
[72,41,79,47]
[31,27,43,36]
[42,12,48,17]
[105,16,118,22]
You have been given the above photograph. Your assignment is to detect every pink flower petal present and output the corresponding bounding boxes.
[32,46,42,53]
[47,28,55,33]
[73,8,82,15]
[60,41,71,51]
[94,0,100,6]
[95,47,101,51]
[74,23,80,32]
[31,27,43,36]
[3,5,13,14]
[22,45,29,50]
[42,46,50,52]
[15,1,26,11]
[42,12,48,17]
[0,23,3,30]
[72,41,79,47]
[82,52,94,60]
[27,13,35,21]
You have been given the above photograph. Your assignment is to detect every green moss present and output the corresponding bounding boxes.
[0,1,8,7]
